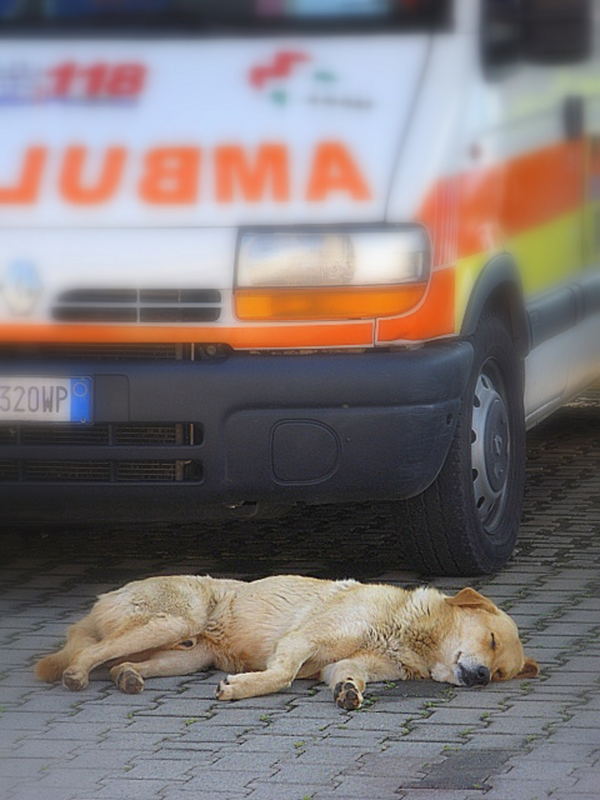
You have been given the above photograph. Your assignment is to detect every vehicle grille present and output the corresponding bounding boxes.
[52,288,222,324]
[12,459,202,483]
[0,461,19,481]
[0,422,203,483]
[0,343,190,360]
[0,422,202,447]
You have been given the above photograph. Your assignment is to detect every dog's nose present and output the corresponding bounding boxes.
[458,663,490,687]
[474,666,490,685]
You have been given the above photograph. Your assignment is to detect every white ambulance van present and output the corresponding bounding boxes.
[1,0,599,575]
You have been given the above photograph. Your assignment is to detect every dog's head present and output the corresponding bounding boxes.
[430,587,539,687]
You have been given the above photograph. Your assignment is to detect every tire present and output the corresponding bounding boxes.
[398,311,526,576]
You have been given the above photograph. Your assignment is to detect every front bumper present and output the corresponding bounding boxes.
[1,340,472,522]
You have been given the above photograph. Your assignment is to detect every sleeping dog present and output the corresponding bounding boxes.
[35,574,539,709]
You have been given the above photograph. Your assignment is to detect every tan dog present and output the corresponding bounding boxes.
[34,575,539,709]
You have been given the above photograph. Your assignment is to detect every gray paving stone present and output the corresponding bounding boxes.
[280,745,368,763]
[378,740,451,758]
[524,743,600,762]
[118,717,196,734]
[547,727,600,744]
[248,785,329,800]
[180,769,257,792]
[332,712,413,730]
[31,766,110,787]
[343,753,439,779]
[571,768,600,792]
[482,715,559,736]
[321,730,389,747]
[252,717,339,737]
[173,724,249,742]
[66,751,139,769]
[0,757,49,778]
[329,775,405,797]
[492,758,573,782]
[94,777,176,798]
[17,695,104,713]
[397,791,488,800]
[92,732,173,750]
[0,712,57,730]
[483,776,577,799]
[424,706,499,725]
[460,734,529,750]
[160,791,246,800]
[209,752,282,771]
[236,735,315,754]
[42,722,112,739]
[314,794,400,800]
[8,738,80,758]
[122,759,199,780]
[397,723,472,742]
[7,784,85,800]
[267,762,344,783]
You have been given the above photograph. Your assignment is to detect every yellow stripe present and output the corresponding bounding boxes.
[509,209,582,295]
[454,208,587,332]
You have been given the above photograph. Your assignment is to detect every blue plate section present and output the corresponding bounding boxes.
[69,377,93,423]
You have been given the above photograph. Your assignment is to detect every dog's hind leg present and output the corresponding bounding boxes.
[35,620,99,683]
[109,641,214,694]
[61,615,193,691]
[216,634,313,701]
[321,652,400,710]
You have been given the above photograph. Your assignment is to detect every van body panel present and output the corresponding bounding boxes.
[0,36,430,227]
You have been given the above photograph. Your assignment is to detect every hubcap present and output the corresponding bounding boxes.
[471,366,510,530]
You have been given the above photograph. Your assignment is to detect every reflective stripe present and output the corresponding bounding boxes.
[419,140,584,267]
[0,320,374,349]
[376,268,454,343]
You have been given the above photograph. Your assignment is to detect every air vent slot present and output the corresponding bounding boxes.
[52,287,222,324]
[2,459,203,483]
[1,422,202,447]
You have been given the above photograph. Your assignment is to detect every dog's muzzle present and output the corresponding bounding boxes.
[457,663,490,687]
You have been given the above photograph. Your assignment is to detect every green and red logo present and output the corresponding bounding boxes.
[248,50,370,109]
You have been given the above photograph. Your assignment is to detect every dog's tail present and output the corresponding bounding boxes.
[34,621,98,682]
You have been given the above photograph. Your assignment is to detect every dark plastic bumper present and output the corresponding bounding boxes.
[1,341,473,522]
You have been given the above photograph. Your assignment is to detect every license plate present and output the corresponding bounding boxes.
[0,377,92,423]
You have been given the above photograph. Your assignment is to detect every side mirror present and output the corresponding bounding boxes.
[521,0,592,64]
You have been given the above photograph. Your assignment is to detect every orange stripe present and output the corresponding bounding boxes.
[419,140,584,264]
[0,321,373,349]
[235,284,426,321]
[376,268,454,343]
[503,140,583,231]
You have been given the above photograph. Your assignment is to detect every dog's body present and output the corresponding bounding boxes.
[35,575,539,709]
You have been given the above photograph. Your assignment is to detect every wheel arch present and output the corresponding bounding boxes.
[460,254,530,355]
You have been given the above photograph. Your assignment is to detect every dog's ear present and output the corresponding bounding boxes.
[445,587,499,614]
[515,657,540,679]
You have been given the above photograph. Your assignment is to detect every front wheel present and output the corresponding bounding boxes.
[398,312,526,576]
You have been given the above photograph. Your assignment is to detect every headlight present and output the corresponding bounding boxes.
[237,228,428,287]
[235,227,430,321]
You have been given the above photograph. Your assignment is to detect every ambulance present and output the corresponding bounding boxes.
[1,0,599,575]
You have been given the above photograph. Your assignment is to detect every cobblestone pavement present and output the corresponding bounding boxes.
[2,388,600,800]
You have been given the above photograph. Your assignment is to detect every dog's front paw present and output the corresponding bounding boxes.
[113,666,144,694]
[62,668,89,692]
[215,677,235,701]
[334,680,363,710]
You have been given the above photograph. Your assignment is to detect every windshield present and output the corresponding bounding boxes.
[0,0,451,34]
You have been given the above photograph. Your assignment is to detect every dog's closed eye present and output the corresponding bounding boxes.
[178,639,196,649]
[490,633,496,650]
